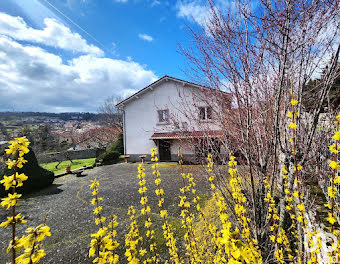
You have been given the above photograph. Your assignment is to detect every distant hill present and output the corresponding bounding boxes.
[0,112,101,122]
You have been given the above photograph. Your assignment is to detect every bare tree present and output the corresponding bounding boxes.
[180,0,340,260]
[98,96,123,128]
[74,127,122,150]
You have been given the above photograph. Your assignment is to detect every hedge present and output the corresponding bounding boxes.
[0,148,54,197]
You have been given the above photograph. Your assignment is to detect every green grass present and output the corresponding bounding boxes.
[40,158,96,175]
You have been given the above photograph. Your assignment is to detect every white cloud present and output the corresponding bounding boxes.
[176,0,211,27]
[0,12,103,56]
[114,0,128,2]
[151,0,161,7]
[138,33,154,42]
[0,29,157,112]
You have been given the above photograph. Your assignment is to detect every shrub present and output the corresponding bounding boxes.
[0,147,54,197]
[108,133,124,154]
[96,134,123,164]
[0,137,50,264]
[98,151,120,165]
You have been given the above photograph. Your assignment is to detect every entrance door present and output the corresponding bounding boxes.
[159,140,171,161]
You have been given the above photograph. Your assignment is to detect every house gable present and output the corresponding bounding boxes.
[116,75,216,109]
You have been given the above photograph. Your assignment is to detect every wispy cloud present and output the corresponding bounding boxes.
[138,33,153,42]
[114,0,128,3]
[176,0,211,27]
[151,0,161,7]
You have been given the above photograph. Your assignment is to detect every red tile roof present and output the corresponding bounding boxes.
[150,130,223,140]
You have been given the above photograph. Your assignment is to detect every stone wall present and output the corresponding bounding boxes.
[37,148,105,164]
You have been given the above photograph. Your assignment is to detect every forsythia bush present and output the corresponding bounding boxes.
[2,96,340,264]
[1,137,50,264]
[86,94,340,263]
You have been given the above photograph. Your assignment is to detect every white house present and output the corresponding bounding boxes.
[116,75,230,162]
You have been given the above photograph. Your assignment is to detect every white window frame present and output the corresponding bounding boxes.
[199,106,212,121]
[158,109,170,123]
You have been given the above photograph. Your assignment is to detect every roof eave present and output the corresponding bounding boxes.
[115,75,229,108]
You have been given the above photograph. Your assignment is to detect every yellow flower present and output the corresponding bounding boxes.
[141,206,150,215]
[25,224,51,243]
[139,248,147,256]
[155,188,164,196]
[160,210,168,218]
[297,203,305,212]
[294,164,303,171]
[91,197,103,205]
[336,113,340,121]
[290,99,298,106]
[155,178,161,185]
[31,249,46,262]
[138,186,147,194]
[333,131,340,141]
[95,217,106,225]
[324,203,331,209]
[327,213,337,225]
[329,160,340,170]
[93,206,102,215]
[1,193,22,209]
[0,213,27,228]
[328,186,336,198]
[89,179,100,189]
[297,215,303,223]
[0,173,28,190]
[140,197,148,205]
[289,122,297,130]
[5,137,30,156]
[329,144,340,154]
[6,159,16,170]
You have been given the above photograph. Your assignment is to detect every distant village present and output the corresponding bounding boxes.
[0,112,121,155]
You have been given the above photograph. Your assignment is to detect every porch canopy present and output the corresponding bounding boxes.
[150,130,223,140]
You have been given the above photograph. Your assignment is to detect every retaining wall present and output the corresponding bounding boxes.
[37,148,105,164]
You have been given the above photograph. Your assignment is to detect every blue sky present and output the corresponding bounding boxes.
[0,0,211,112]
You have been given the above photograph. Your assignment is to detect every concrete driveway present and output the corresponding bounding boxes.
[0,163,210,263]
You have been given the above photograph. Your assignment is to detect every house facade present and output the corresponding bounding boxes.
[116,76,229,162]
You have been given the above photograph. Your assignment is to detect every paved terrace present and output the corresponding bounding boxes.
[0,163,210,263]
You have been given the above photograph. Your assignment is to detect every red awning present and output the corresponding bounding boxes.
[150,130,223,140]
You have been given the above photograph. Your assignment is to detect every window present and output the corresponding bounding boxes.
[199,106,212,120]
[158,109,169,123]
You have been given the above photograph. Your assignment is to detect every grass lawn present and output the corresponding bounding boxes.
[40,158,96,175]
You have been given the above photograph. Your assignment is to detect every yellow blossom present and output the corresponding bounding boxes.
[1,193,22,209]
[0,173,28,190]
[160,210,168,218]
[290,99,298,105]
[329,144,340,154]
[327,213,337,225]
[329,160,340,170]
[90,179,100,189]
[333,131,340,141]
[328,186,336,198]
[0,213,27,228]
[289,122,297,130]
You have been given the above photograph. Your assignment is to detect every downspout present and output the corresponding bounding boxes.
[122,109,126,155]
